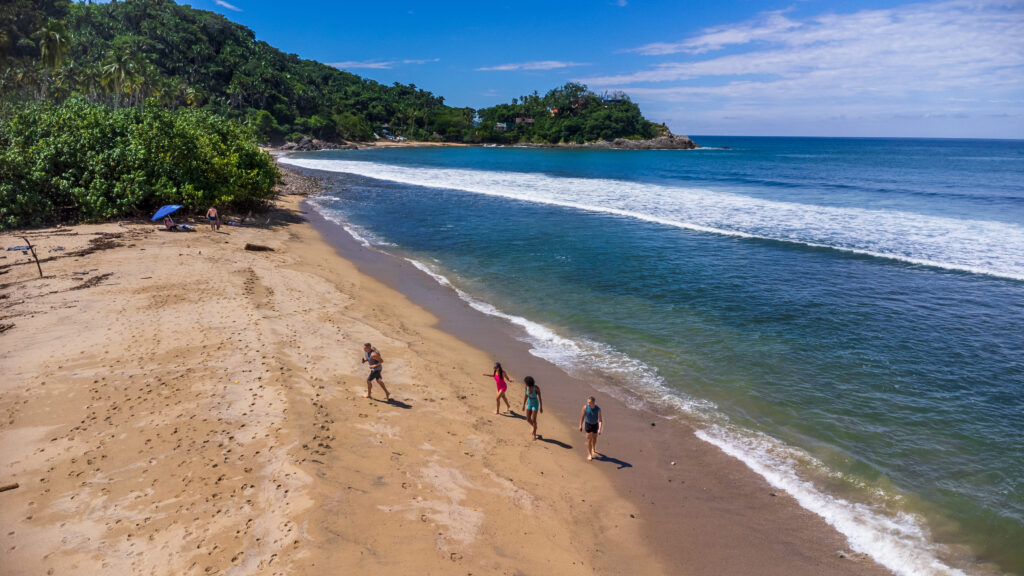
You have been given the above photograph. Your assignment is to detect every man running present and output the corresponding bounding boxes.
[361,343,390,400]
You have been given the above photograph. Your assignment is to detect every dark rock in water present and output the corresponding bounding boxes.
[603,134,699,150]
[533,132,699,150]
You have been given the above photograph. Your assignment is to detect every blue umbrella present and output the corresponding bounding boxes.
[151,205,183,221]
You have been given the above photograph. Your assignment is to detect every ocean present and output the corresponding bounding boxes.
[280,136,1024,576]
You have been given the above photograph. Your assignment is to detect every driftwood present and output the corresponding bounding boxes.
[0,482,19,492]
[19,236,42,277]
[244,243,275,252]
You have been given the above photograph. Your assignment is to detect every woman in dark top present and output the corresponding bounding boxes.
[578,396,603,460]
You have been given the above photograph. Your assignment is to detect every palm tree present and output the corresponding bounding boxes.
[32,19,71,69]
[0,29,11,63]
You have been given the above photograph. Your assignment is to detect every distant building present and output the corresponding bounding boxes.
[515,117,535,125]
[495,122,507,132]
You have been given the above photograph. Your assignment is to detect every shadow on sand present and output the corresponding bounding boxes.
[595,453,632,470]
[498,410,526,420]
[375,398,412,410]
[537,436,573,450]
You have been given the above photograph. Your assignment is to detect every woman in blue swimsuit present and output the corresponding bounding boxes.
[521,376,543,440]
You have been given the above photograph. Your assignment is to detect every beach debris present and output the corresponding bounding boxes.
[68,233,125,257]
[15,237,43,277]
[70,272,113,291]
[671,461,676,466]
[0,323,14,334]
[244,243,275,252]
[651,422,656,426]
[0,482,19,492]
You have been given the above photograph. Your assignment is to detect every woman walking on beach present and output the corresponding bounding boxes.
[485,362,514,415]
[578,396,603,460]
[522,376,543,439]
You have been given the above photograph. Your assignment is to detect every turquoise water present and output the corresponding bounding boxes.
[283,137,1024,576]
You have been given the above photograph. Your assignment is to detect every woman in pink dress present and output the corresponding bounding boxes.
[484,362,514,415]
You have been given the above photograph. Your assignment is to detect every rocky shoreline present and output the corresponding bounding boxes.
[535,133,699,150]
[271,132,699,153]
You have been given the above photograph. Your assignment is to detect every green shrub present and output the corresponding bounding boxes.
[0,98,279,230]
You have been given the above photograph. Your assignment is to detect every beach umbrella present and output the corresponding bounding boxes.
[151,205,183,221]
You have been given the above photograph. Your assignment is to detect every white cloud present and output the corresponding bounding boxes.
[215,0,241,12]
[327,58,440,70]
[630,10,798,55]
[477,61,588,71]
[329,61,395,70]
[577,0,1024,136]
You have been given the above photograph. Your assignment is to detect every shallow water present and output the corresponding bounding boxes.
[283,137,1024,576]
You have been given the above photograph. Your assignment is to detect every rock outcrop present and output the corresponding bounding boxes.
[564,133,698,150]
[279,137,358,151]
[520,132,699,150]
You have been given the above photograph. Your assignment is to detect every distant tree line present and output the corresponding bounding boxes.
[1,0,666,145]
[475,83,666,144]
[1,0,475,143]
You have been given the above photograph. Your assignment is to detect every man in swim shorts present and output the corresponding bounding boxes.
[206,206,220,231]
[362,343,390,400]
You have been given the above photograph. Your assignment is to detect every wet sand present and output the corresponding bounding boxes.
[0,165,891,575]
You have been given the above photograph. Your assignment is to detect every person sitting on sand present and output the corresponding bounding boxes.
[578,396,603,460]
[361,343,390,401]
[522,376,543,439]
[485,362,514,415]
[206,206,220,231]
[164,216,180,231]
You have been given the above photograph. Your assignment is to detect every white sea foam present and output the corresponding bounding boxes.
[695,426,968,576]
[307,195,391,247]
[400,257,972,576]
[303,167,979,576]
[281,156,1024,281]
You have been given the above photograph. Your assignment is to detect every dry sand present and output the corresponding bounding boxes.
[0,166,893,576]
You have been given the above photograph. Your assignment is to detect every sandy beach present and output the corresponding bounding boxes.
[0,165,894,576]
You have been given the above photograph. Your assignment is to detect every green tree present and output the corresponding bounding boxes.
[32,18,70,69]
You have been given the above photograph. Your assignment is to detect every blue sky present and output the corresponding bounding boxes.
[198,0,1023,138]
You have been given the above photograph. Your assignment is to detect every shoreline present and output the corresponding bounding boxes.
[0,159,887,576]
[264,132,699,153]
[291,163,894,576]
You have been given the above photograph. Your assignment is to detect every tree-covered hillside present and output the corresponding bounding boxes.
[1,0,669,145]
[476,82,667,144]
[1,0,475,143]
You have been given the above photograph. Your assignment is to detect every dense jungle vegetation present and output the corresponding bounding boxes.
[0,0,666,228]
